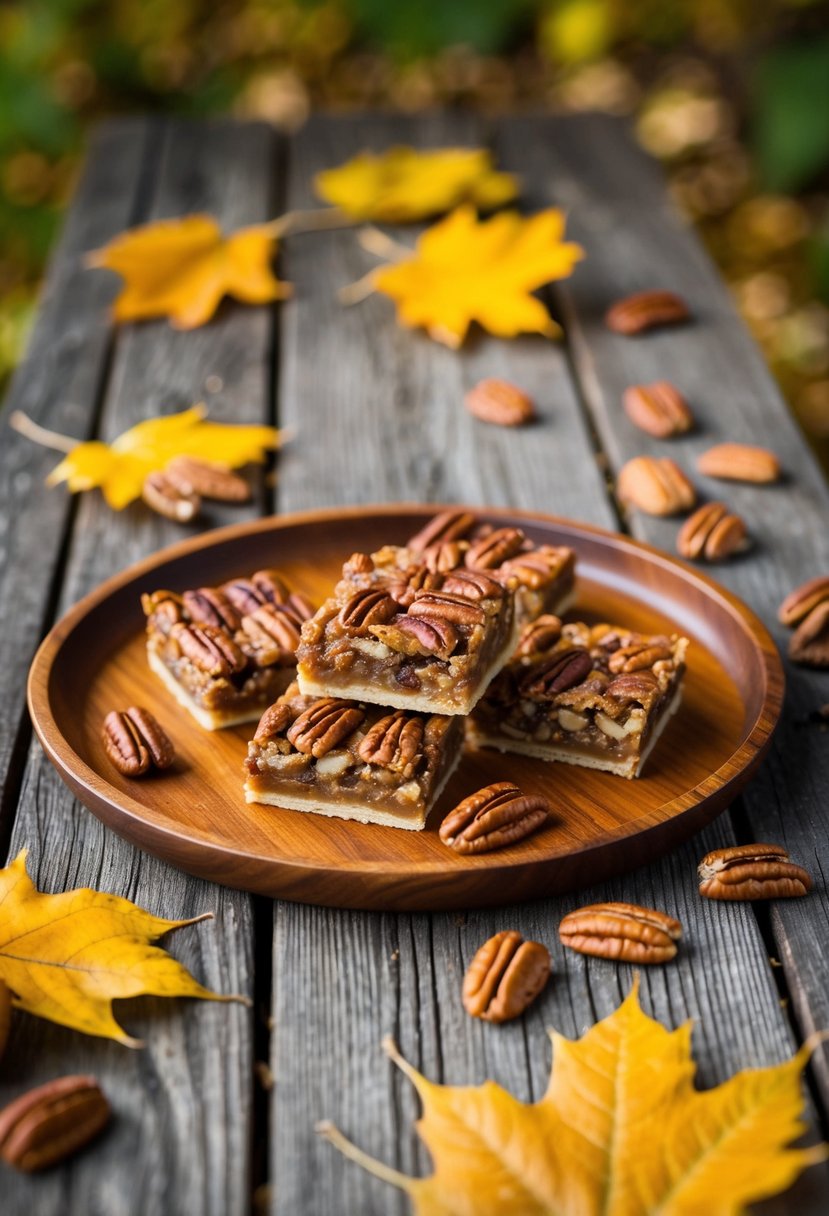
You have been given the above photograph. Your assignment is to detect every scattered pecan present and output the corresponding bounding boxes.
[441,568,502,601]
[409,589,486,628]
[287,699,364,757]
[789,600,829,668]
[183,587,241,633]
[370,614,459,660]
[559,902,681,963]
[357,711,424,776]
[514,615,563,658]
[439,782,551,855]
[172,622,247,677]
[778,575,829,627]
[465,527,526,570]
[462,931,551,1023]
[253,702,293,745]
[617,456,696,516]
[422,540,464,573]
[608,639,672,673]
[623,381,693,438]
[251,569,291,604]
[605,290,690,335]
[141,470,200,522]
[407,511,476,552]
[102,707,175,777]
[241,604,304,663]
[0,1075,111,1172]
[698,843,811,901]
[338,588,398,633]
[676,502,747,562]
[164,455,250,502]
[464,378,535,427]
[696,443,780,484]
[520,648,593,698]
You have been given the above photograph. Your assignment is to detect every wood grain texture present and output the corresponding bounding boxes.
[0,119,277,1215]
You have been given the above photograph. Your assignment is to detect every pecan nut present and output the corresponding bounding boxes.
[608,639,672,673]
[407,511,476,552]
[338,588,398,633]
[441,568,502,601]
[222,577,270,616]
[623,381,693,438]
[778,575,829,627]
[462,931,551,1023]
[141,589,185,629]
[789,600,829,668]
[676,502,748,562]
[439,782,551,854]
[342,551,375,577]
[357,711,424,777]
[172,622,247,677]
[498,547,565,589]
[253,702,293,745]
[287,699,364,757]
[0,1075,111,1172]
[605,670,660,705]
[141,471,200,522]
[464,378,535,428]
[102,707,175,777]
[559,902,681,963]
[251,569,291,604]
[605,290,690,335]
[370,614,459,660]
[696,443,780,484]
[520,648,593,697]
[617,456,696,516]
[422,540,464,574]
[387,565,443,607]
[241,604,304,664]
[164,454,251,502]
[465,527,526,570]
[409,589,486,628]
[183,587,241,633]
[698,843,812,900]
[514,615,563,658]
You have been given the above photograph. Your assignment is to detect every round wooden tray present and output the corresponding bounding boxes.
[28,505,783,911]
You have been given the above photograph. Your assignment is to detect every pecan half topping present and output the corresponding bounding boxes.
[222,577,269,616]
[676,502,747,562]
[370,614,459,660]
[407,510,477,552]
[520,648,593,698]
[409,589,486,628]
[357,711,424,776]
[462,931,551,1023]
[338,587,398,633]
[183,587,241,633]
[617,456,696,516]
[465,527,526,570]
[605,670,660,705]
[342,551,375,576]
[608,639,673,673]
[515,615,563,658]
[241,604,304,664]
[387,565,443,607]
[464,378,535,428]
[696,442,780,484]
[439,781,550,855]
[141,589,185,628]
[605,290,690,335]
[497,547,564,589]
[0,1075,111,1173]
[253,702,293,745]
[622,381,693,438]
[141,470,200,522]
[441,568,502,601]
[164,454,251,502]
[778,575,829,626]
[422,540,464,573]
[698,843,812,900]
[559,902,682,963]
[789,600,829,668]
[172,622,247,677]
[287,699,364,757]
[102,707,175,777]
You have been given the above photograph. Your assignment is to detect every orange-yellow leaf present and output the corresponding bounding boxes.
[46,405,283,509]
[321,981,827,1216]
[371,205,584,347]
[88,214,291,328]
[0,850,244,1046]
[315,147,518,223]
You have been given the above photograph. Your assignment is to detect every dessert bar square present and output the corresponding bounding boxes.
[467,616,687,779]
[142,569,315,730]
[244,684,463,829]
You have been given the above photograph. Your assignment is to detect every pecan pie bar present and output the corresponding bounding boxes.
[467,616,687,779]
[142,570,315,730]
[244,684,463,829]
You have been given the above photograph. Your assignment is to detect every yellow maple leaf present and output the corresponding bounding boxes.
[45,404,283,509]
[369,205,584,347]
[0,850,244,1046]
[88,214,291,328]
[315,147,518,223]
[320,979,826,1215]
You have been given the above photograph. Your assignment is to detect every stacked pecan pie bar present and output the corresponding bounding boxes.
[142,569,314,730]
[467,616,687,779]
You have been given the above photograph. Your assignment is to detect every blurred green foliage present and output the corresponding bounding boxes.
[754,36,829,193]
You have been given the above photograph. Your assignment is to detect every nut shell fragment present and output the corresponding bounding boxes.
[559,901,681,964]
[462,931,551,1023]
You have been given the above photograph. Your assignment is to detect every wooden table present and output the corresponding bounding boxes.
[2,113,829,1215]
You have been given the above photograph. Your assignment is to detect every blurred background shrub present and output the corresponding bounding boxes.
[2,0,829,465]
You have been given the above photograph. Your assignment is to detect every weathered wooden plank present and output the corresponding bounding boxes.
[518,113,829,1114]
[1,119,278,1215]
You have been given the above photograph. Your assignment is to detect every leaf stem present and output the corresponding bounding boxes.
[358,226,413,260]
[337,271,379,306]
[315,1120,413,1192]
[8,411,77,453]
[262,207,353,239]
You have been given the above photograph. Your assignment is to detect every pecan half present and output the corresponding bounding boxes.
[696,443,780,484]
[462,931,551,1023]
[623,381,693,438]
[514,615,563,658]
[370,614,459,660]
[141,589,185,628]
[789,600,829,668]
[222,578,269,616]
[342,551,375,577]
[241,604,304,664]
[520,648,593,698]
[441,568,502,601]
[498,547,566,589]
[608,639,672,673]
[698,843,811,900]
[183,587,241,633]
[287,699,364,757]
[0,1075,111,1172]
[357,711,424,776]
[605,670,660,705]
[439,782,551,854]
[387,565,443,607]
[464,378,535,427]
[465,527,526,570]
[422,540,464,574]
[338,588,398,633]
[253,702,293,745]
[102,707,175,777]
[559,902,682,963]
[778,575,829,627]
[407,511,476,552]
[676,502,747,562]
[165,454,251,502]
[141,470,200,522]
[409,589,486,628]
[172,622,247,677]
[251,569,291,604]
[617,456,696,516]
[605,290,690,335]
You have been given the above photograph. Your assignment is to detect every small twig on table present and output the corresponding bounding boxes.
[8,411,77,453]
[358,226,413,261]
[262,207,353,239]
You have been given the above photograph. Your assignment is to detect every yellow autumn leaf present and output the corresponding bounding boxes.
[0,850,243,1046]
[369,205,584,347]
[315,146,518,223]
[88,214,291,328]
[320,979,827,1215]
[46,404,283,509]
